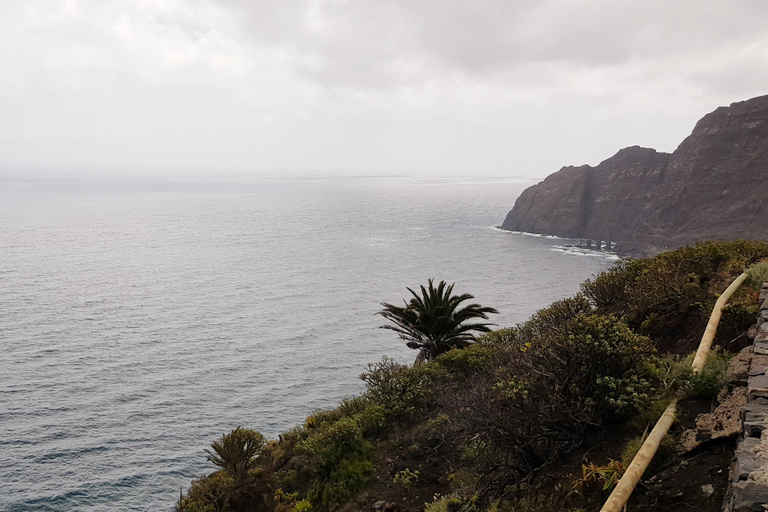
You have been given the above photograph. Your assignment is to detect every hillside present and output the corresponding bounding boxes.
[501,95,768,255]
[178,241,768,512]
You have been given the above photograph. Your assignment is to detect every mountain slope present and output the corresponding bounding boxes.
[501,95,768,255]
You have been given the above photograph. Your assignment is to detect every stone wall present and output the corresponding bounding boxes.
[724,282,768,511]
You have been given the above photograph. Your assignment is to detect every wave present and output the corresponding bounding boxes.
[551,245,620,261]
[490,227,563,239]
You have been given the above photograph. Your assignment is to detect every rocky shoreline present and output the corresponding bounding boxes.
[501,95,768,256]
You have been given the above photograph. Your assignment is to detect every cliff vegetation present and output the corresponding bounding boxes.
[178,240,768,512]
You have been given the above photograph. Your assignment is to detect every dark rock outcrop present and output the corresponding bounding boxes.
[501,95,768,255]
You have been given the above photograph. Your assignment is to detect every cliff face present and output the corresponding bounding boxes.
[502,95,768,255]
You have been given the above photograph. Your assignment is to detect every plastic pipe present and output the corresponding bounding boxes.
[600,399,678,512]
[691,272,749,373]
[599,271,748,512]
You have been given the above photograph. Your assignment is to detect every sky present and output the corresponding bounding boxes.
[1,0,768,178]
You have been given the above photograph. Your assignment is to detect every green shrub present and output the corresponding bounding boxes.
[620,434,676,475]
[446,314,658,486]
[665,351,731,398]
[337,396,371,417]
[305,409,345,430]
[393,468,420,486]
[306,458,373,509]
[292,499,313,512]
[298,417,374,508]
[177,472,234,512]
[361,356,449,419]
[300,417,371,467]
[626,398,672,434]
[205,427,265,484]
[573,459,624,492]
[273,470,299,490]
[306,397,389,437]
[719,301,759,342]
[581,241,768,344]
[521,314,657,421]
[352,403,389,436]
[425,494,465,512]
[516,295,594,341]
[436,342,497,375]
[747,262,768,289]
[581,260,640,313]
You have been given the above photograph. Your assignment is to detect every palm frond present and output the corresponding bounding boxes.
[378,279,499,363]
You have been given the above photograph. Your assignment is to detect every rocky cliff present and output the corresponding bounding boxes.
[501,95,768,255]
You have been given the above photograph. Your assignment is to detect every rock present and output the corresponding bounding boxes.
[373,502,399,512]
[702,483,715,497]
[727,347,754,385]
[679,388,747,452]
[753,341,768,356]
[743,405,768,437]
[500,94,768,256]
[728,480,768,512]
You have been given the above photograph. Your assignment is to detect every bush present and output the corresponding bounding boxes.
[747,262,768,289]
[177,472,234,512]
[719,302,760,342]
[425,494,465,512]
[517,314,657,422]
[582,241,768,346]
[573,459,624,493]
[665,351,732,398]
[361,356,449,419]
[436,342,497,375]
[298,417,374,508]
[445,314,658,488]
[620,434,676,476]
[393,468,420,486]
[206,427,265,485]
[581,260,640,313]
[515,295,594,342]
[292,500,313,512]
[625,398,672,434]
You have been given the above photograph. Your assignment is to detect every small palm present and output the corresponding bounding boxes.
[205,427,264,484]
[379,279,498,363]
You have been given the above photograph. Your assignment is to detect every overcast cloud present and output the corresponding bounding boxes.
[1,0,767,176]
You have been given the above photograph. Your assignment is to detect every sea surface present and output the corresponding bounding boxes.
[0,174,617,511]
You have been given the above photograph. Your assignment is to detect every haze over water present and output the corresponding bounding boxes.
[0,174,615,511]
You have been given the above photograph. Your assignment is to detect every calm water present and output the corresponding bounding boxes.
[0,174,615,511]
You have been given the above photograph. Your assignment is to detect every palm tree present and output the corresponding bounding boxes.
[379,279,498,363]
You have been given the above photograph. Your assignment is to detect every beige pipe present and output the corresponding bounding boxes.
[691,272,749,373]
[600,399,678,512]
[599,271,748,512]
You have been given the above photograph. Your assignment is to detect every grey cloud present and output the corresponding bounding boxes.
[216,0,768,84]
[1,0,767,175]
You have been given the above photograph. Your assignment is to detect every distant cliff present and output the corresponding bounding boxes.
[501,95,768,255]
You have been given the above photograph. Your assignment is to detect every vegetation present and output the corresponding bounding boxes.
[206,428,265,484]
[178,240,768,512]
[747,261,768,289]
[379,279,499,363]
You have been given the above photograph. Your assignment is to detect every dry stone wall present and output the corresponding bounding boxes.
[724,282,768,511]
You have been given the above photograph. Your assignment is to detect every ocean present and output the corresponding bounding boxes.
[0,174,616,511]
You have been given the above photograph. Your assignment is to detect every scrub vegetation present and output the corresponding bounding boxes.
[177,240,768,512]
